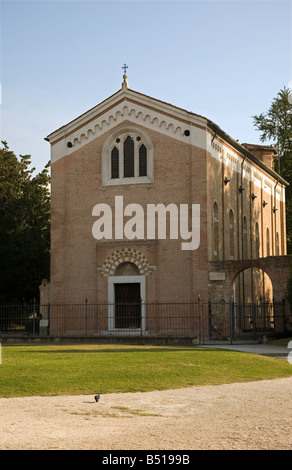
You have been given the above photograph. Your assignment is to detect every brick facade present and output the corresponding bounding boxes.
[46,78,289,336]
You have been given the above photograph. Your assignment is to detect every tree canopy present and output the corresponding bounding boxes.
[252,87,292,253]
[0,142,50,302]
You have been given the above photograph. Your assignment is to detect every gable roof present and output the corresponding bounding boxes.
[45,81,208,145]
[45,80,288,186]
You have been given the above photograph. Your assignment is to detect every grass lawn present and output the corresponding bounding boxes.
[0,344,291,398]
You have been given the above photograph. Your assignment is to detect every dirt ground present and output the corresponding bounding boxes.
[0,377,291,450]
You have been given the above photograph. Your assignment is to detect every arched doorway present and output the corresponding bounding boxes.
[108,262,146,332]
[233,267,273,303]
[232,268,274,336]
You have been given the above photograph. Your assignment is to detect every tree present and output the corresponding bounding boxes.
[252,87,292,253]
[0,142,50,302]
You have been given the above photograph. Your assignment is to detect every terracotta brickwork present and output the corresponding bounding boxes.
[50,124,209,306]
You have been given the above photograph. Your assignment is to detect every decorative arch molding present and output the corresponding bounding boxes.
[50,98,200,164]
[53,102,188,148]
[101,248,150,277]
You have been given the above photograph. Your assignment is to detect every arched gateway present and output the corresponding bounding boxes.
[208,256,292,338]
[209,256,292,302]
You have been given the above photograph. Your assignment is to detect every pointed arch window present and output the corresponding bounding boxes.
[123,136,134,177]
[229,210,234,259]
[213,202,219,259]
[266,228,270,256]
[139,144,147,177]
[111,147,119,179]
[255,222,260,258]
[243,216,248,259]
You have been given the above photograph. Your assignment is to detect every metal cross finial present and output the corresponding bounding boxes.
[122,63,128,74]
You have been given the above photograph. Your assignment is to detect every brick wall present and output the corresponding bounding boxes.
[50,117,288,335]
[50,123,209,306]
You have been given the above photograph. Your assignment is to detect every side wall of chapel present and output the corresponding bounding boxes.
[207,137,286,303]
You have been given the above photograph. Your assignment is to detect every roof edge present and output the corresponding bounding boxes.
[45,87,123,141]
[45,86,208,143]
[207,119,289,186]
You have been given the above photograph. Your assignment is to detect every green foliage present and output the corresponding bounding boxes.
[253,87,292,160]
[252,87,292,253]
[0,142,50,302]
[0,345,291,398]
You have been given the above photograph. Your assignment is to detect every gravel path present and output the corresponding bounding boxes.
[0,377,291,450]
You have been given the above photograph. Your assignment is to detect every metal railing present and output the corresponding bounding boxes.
[0,300,289,342]
[209,300,288,342]
[47,302,205,339]
[0,300,40,335]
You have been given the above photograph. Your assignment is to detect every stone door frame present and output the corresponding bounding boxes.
[108,275,146,332]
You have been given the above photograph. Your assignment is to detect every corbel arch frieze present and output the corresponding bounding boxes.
[63,101,187,149]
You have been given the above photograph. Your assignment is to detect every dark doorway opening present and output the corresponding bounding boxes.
[114,283,141,329]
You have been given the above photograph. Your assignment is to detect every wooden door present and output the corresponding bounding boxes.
[114,283,141,329]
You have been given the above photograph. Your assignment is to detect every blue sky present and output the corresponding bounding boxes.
[1,0,291,174]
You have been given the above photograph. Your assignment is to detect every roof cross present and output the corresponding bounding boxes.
[122,63,128,74]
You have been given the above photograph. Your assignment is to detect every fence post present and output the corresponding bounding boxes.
[229,299,233,345]
[202,301,205,345]
[85,298,88,336]
[48,304,50,336]
[140,299,143,336]
[33,298,36,336]
[282,298,286,333]
[197,296,200,344]
[252,302,257,342]
[198,296,204,345]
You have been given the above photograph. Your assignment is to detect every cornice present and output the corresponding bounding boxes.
[207,120,288,187]
[47,89,208,163]
[46,88,207,147]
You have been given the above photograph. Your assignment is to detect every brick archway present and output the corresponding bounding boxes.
[209,256,292,302]
[101,248,150,277]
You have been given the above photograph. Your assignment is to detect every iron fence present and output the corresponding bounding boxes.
[0,299,290,342]
[47,302,206,340]
[208,300,289,342]
[0,300,40,335]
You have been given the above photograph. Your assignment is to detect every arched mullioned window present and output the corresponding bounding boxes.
[102,128,153,186]
[255,222,260,258]
[213,202,219,259]
[229,210,234,259]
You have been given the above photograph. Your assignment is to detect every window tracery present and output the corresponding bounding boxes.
[102,128,153,186]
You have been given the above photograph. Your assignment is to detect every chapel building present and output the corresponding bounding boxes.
[45,74,288,337]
